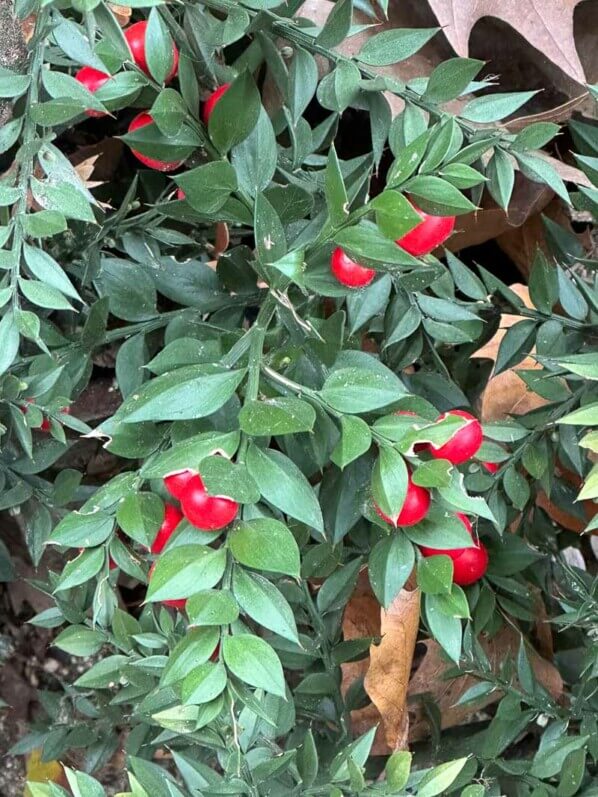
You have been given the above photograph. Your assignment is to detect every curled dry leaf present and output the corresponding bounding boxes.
[425,0,587,84]
[108,3,131,26]
[214,222,230,259]
[24,749,67,796]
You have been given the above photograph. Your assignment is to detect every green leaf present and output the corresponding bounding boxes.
[116,492,164,548]
[208,71,261,153]
[199,456,260,504]
[325,144,349,227]
[146,545,226,602]
[347,274,392,334]
[254,191,287,265]
[232,567,299,643]
[19,279,74,311]
[516,153,571,204]
[416,758,468,797]
[53,19,107,71]
[511,122,560,151]
[403,175,476,215]
[529,250,558,315]
[99,258,157,322]
[246,445,324,532]
[317,557,362,613]
[357,28,438,66]
[151,89,188,137]
[417,555,453,595]
[487,148,515,210]
[239,397,316,436]
[371,447,408,519]
[331,415,372,469]
[174,161,238,214]
[371,191,422,239]
[320,366,406,412]
[141,431,240,478]
[530,736,589,779]
[146,7,175,85]
[335,223,419,268]
[222,634,286,697]
[186,589,239,626]
[53,625,105,656]
[494,320,537,375]
[316,0,353,48]
[50,510,114,548]
[22,210,67,238]
[182,661,227,704]
[55,548,105,592]
[229,518,300,578]
[368,534,415,608]
[386,751,412,790]
[64,768,106,797]
[161,628,220,685]
[23,244,81,302]
[461,91,537,122]
[118,366,246,423]
[289,47,318,122]
[74,654,128,688]
[0,311,20,376]
[423,58,483,103]
[231,107,277,196]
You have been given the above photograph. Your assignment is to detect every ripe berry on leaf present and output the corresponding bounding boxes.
[429,409,483,465]
[396,204,455,256]
[202,83,231,123]
[179,474,238,531]
[374,474,431,527]
[151,503,183,554]
[124,20,179,83]
[128,112,183,172]
[148,562,186,610]
[164,469,197,500]
[176,188,186,201]
[330,247,376,288]
[74,67,111,117]
[420,513,488,586]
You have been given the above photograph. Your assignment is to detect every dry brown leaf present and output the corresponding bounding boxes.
[109,3,131,26]
[408,627,563,741]
[24,750,67,796]
[214,222,230,259]
[364,589,421,751]
[426,0,587,84]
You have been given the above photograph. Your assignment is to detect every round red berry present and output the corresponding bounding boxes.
[74,66,111,117]
[429,409,483,465]
[202,83,231,124]
[176,187,186,201]
[124,20,179,83]
[330,247,376,288]
[128,112,183,172]
[180,474,238,531]
[151,503,183,554]
[164,469,197,500]
[482,461,499,474]
[374,474,431,527]
[396,204,455,256]
[420,513,488,586]
[148,562,186,610]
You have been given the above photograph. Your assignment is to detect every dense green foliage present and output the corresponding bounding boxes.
[1,0,597,794]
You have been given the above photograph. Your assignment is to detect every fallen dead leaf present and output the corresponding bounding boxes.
[425,0,587,84]
[364,588,421,751]
[109,3,131,26]
[24,750,67,796]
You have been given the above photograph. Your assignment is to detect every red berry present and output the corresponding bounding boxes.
[396,204,455,256]
[420,514,488,586]
[374,474,431,527]
[210,641,220,662]
[74,66,111,117]
[330,247,376,288]
[151,503,183,554]
[180,474,238,531]
[176,187,185,201]
[482,461,499,474]
[429,409,483,465]
[124,20,179,83]
[38,406,70,433]
[128,112,183,172]
[202,83,231,124]
[164,469,197,500]
[148,562,186,610]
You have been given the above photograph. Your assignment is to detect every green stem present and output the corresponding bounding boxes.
[237,293,277,462]
[300,581,352,741]
[11,9,48,308]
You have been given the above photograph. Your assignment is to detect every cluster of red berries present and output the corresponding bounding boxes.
[331,209,455,287]
[75,20,230,172]
[373,409,489,586]
[148,468,238,610]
